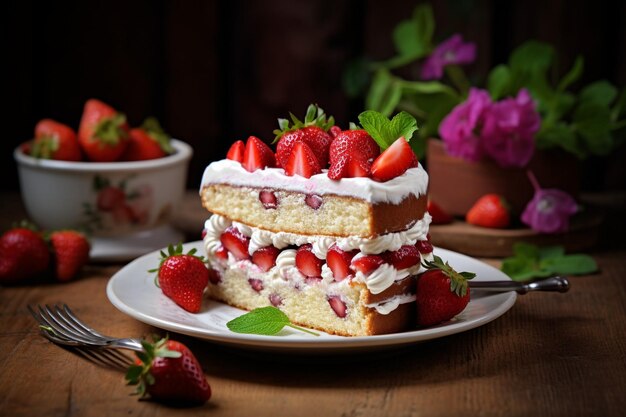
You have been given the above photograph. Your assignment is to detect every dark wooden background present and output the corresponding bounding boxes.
[3,0,626,193]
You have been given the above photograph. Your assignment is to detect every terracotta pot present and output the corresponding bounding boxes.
[426,139,581,218]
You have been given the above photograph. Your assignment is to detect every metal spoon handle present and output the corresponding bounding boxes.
[469,276,570,294]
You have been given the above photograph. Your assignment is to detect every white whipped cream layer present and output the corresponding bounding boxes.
[199,159,429,205]
[203,214,431,260]
[203,214,434,300]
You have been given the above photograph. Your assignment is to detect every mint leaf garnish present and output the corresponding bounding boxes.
[358,110,418,149]
[501,243,597,281]
[226,306,319,336]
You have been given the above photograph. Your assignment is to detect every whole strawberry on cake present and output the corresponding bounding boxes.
[200,105,436,336]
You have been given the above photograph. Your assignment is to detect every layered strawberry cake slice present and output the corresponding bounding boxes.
[199,107,434,336]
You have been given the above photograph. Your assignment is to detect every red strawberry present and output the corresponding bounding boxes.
[49,230,91,281]
[328,129,379,165]
[259,190,278,209]
[220,227,250,260]
[97,186,126,211]
[0,227,50,284]
[152,243,209,313]
[427,199,454,224]
[125,337,211,405]
[416,255,475,327]
[295,244,323,278]
[121,118,173,161]
[226,140,245,162]
[248,278,264,292]
[242,136,276,172]
[78,99,130,162]
[326,244,356,281]
[327,153,371,180]
[370,137,418,182]
[384,245,420,270]
[274,104,334,168]
[305,194,323,210]
[284,141,321,178]
[252,246,280,272]
[329,126,342,138]
[328,296,347,318]
[416,240,434,254]
[466,194,510,228]
[215,246,228,260]
[31,119,82,161]
[351,255,385,274]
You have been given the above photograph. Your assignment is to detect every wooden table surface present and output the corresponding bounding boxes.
[1,191,625,417]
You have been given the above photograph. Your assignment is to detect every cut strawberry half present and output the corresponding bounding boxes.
[226,140,245,162]
[351,255,385,274]
[242,136,276,172]
[215,246,228,260]
[370,137,417,182]
[269,293,283,307]
[259,190,278,209]
[295,244,323,278]
[328,296,347,318]
[326,244,357,281]
[383,245,420,270]
[252,246,280,272]
[220,227,250,260]
[284,141,321,178]
[416,240,434,254]
[427,199,453,224]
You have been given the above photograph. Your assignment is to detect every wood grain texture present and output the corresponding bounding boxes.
[1,192,625,416]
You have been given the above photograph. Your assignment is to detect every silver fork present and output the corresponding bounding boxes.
[28,304,144,362]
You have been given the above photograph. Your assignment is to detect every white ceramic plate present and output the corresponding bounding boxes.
[107,241,516,353]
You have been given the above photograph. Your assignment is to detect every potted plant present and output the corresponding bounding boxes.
[344,3,626,232]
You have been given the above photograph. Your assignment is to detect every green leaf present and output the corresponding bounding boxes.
[501,257,537,281]
[540,255,598,275]
[557,56,584,92]
[611,88,626,121]
[509,41,554,75]
[342,58,371,98]
[226,306,319,336]
[539,245,565,260]
[536,123,586,158]
[512,242,540,261]
[487,64,512,100]
[399,80,458,97]
[358,110,418,149]
[579,80,618,107]
[392,3,434,59]
[366,69,394,112]
[572,102,613,155]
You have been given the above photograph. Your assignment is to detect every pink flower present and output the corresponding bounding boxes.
[481,89,541,168]
[438,88,491,161]
[521,171,578,234]
[421,34,477,80]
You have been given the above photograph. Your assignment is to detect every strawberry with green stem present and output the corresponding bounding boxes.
[122,117,173,161]
[125,336,211,405]
[31,119,82,161]
[416,255,475,327]
[151,243,209,313]
[273,104,335,168]
[78,98,130,162]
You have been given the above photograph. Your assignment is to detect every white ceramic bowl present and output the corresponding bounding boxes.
[14,140,193,261]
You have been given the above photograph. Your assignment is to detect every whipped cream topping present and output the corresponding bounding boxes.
[365,293,416,315]
[204,214,431,260]
[199,159,429,204]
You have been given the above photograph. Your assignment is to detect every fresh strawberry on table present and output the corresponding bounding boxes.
[125,336,211,405]
[49,230,91,282]
[122,117,173,161]
[151,243,209,313]
[466,194,510,228]
[274,104,334,168]
[0,225,50,284]
[416,255,475,327]
[31,119,82,161]
[78,98,130,162]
